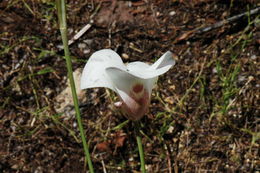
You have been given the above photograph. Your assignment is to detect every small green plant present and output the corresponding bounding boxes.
[215,60,240,115]
[210,13,255,122]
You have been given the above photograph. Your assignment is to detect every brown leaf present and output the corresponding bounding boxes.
[96,141,110,152]
[113,135,126,148]
[112,131,127,148]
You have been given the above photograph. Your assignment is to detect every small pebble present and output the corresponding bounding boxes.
[83,49,90,54]
[78,43,87,49]
[128,157,134,161]
[73,121,77,128]
[250,54,257,60]
[122,53,129,59]
[212,67,217,74]
[167,126,174,133]
[169,11,176,16]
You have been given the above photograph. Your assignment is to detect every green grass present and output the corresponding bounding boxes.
[209,15,256,123]
[56,0,94,172]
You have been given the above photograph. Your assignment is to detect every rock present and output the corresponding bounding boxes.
[54,68,86,120]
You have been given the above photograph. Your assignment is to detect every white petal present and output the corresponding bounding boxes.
[123,51,175,79]
[80,49,126,91]
[106,67,141,97]
[150,51,175,70]
[126,61,151,71]
[105,67,156,97]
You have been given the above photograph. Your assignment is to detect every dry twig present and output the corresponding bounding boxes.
[175,6,260,43]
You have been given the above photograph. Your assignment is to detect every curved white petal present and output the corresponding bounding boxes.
[106,66,141,101]
[150,51,176,70]
[106,67,156,96]
[80,49,126,91]
[123,51,176,79]
[126,61,151,71]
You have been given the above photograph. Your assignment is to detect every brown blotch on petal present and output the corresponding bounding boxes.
[132,84,144,93]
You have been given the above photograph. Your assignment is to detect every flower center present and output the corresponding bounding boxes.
[132,84,144,93]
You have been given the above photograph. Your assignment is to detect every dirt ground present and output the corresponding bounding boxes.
[0,0,260,172]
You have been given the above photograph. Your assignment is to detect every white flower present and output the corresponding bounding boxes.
[81,49,175,121]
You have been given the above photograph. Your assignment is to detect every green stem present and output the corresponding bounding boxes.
[135,122,146,173]
[56,1,94,172]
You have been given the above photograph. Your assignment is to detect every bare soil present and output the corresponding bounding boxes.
[0,0,259,172]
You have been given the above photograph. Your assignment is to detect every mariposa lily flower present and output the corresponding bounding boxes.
[81,49,175,121]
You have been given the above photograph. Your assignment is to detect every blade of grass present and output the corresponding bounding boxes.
[134,121,146,173]
[137,135,146,173]
[56,1,94,172]
[111,120,129,131]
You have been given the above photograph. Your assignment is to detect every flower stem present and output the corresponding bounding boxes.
[135,122,146,173]
[56,1,94,172]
